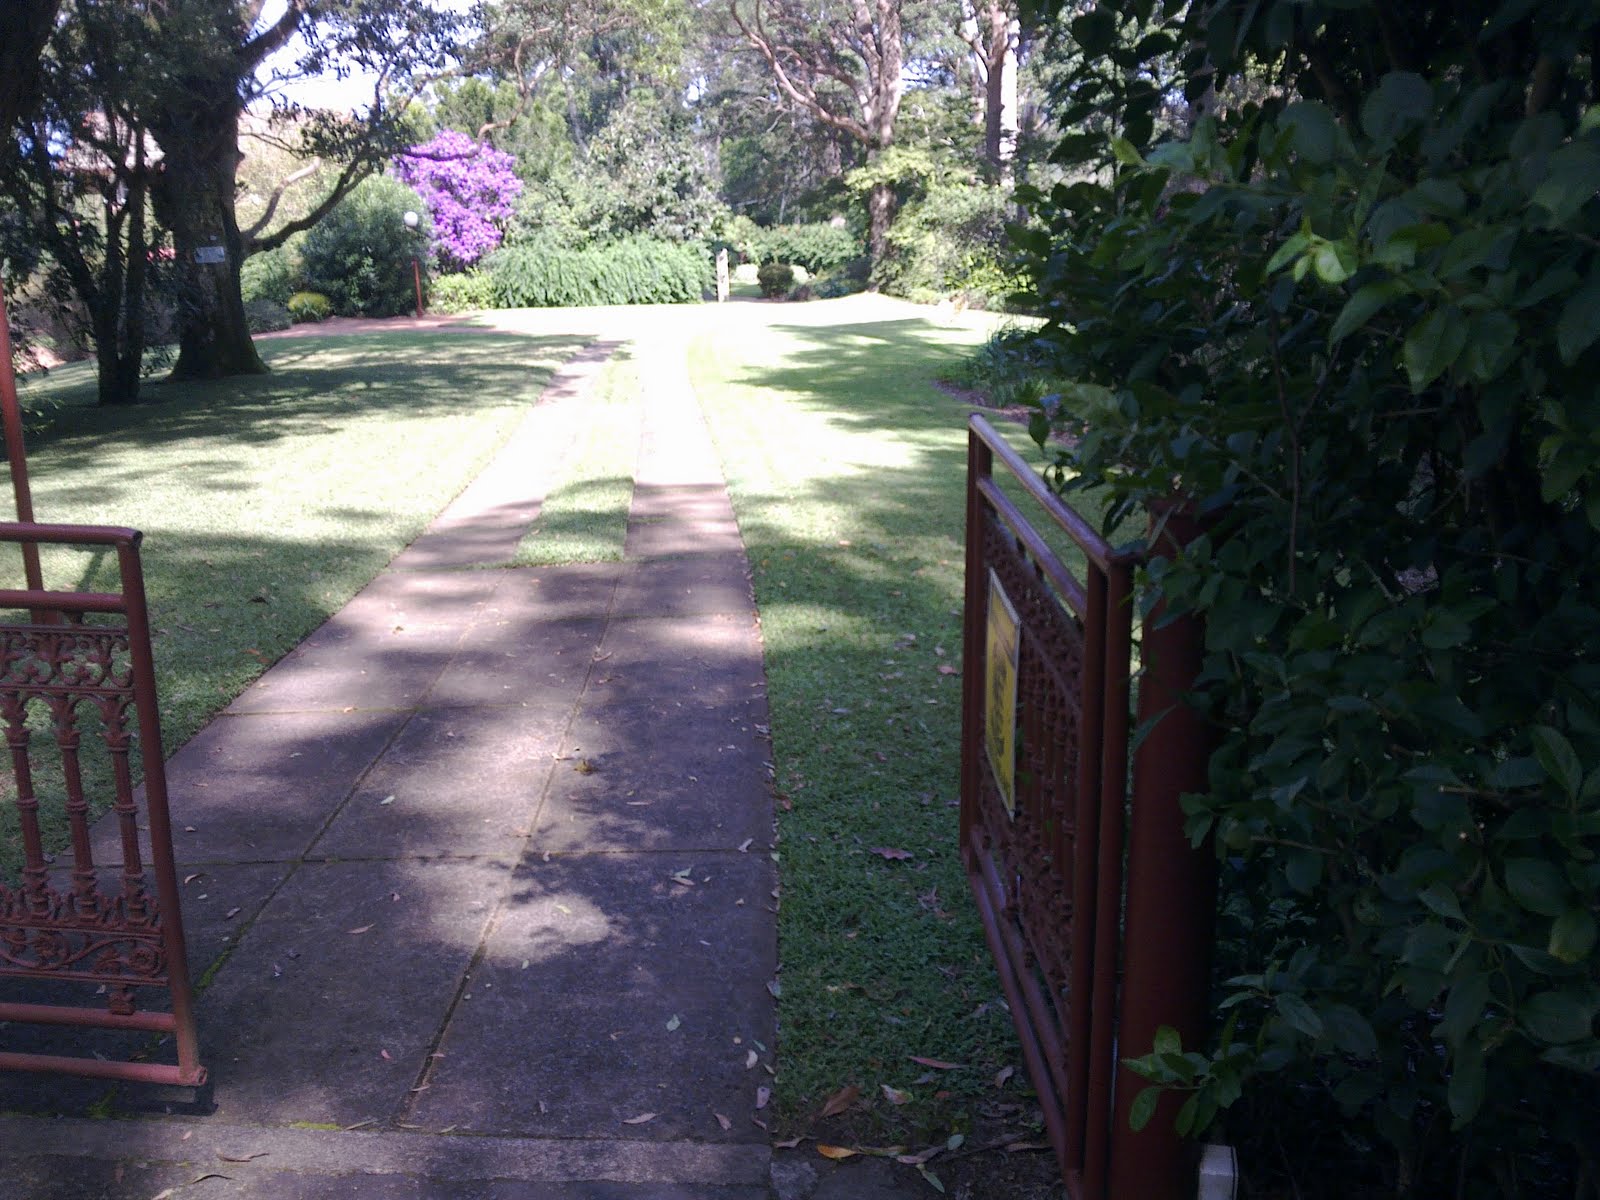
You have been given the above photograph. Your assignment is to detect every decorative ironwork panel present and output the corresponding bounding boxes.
[0,525,204,1087]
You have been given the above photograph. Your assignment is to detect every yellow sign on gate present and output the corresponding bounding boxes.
[985,569,1020,817]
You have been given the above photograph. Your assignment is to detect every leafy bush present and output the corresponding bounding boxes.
[299,174,431,318]
[485,237,709,308]
[430,271,497,314]
[243,299,291,333]
[746,222,860,274]
[756,262,794,298]
[1018,1,1600,1192]
[286,291,331,324]
[879,183,1023,309]
[240,244,298,305]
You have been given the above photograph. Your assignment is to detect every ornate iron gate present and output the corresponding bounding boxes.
[0,523,204,1086]
[960,417,1214,1200]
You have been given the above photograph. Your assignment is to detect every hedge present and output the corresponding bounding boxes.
[485,236,709,308]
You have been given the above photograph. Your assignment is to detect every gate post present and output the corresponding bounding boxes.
[1108,505,1218,1199]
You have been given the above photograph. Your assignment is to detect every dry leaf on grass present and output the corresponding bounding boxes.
[870,847,913,861]
[881,1084,910,1105]
[909,1055,962,1070]
[714,1112,733,1131]
[818,1084,860,1119]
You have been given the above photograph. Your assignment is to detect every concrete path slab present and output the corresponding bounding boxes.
[0,325,792,1198]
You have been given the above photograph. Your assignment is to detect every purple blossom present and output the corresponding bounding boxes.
[392,131,522,269]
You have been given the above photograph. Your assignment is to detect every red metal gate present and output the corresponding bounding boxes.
[960,416,1214,1199]
[0,523,204,1086]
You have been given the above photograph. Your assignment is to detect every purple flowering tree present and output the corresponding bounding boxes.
[392,131,522,271]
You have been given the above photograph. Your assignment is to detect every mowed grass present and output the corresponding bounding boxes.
[688,299,1053,1138]
[512,353,638,565]
[0,331,584,874]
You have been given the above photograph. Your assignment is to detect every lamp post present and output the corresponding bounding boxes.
[402,210,424,319]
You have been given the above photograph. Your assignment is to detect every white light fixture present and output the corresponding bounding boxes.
[403,210,419,229]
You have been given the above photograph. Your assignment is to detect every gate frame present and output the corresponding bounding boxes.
[0,523,205,1087]
[960,416,1215,1200]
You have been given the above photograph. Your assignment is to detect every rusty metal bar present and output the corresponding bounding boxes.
[0,1001,177,1033]
[977,475,1088,616]
[0,1052,196,1086]
[0,282,44,597]
[1083,560,1134,1199]
[116,535,203,1085]
[1108,508,1218,1198]
[967,417,1132,572]
[960,427,993,852]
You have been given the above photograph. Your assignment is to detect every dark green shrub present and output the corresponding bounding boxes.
[879,184,1023,309]
[485,236,708,307]
[756,262,794,299]
[299,174,431,318]
[1019,2,1600,1191]
[240,244,298,306]
[243,298,291,333]
[286,291,331,323]
[747,222,860,274]
[806,256,870,300]
[430,271,497,314]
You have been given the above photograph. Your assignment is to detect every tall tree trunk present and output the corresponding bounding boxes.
[983,4,1019,181]
[151,98,266,381]
[867,178,895,276]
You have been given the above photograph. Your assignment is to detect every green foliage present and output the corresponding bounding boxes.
[298,174,431,318]
[286,291,331,323]
[878,183,1024,309]
[243,298,291,333]
[1018,2,1600,1190]
[744,223,861,274]
[429,270,497,314]
[485,236,709,307]
[756,261,794,298]
[240,243,300,306]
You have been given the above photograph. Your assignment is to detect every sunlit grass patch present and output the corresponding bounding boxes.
[688,305,1055,1139]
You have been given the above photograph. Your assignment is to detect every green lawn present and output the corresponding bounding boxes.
[0,330,585,874]
[688,301,1057,1139]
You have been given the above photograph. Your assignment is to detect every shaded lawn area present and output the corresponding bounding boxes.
[689,306,1077,1142]
[0,331,585,875]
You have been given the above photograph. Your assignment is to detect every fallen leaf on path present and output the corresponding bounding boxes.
[622,1113,657,1125]
[818,1084,859,1119]
[380,1049,391,1060]
[666,1014,681,1031]
[756,1087,771,1110]
[379,795,395,805]
[816,1145,857,1161]
[909,1056,962,1070]
[918,1166,947,1193]
[994,1065,1016,1088]
[1006,1141,1050,1153]
[188,1174,231,1185]
[216,1151,267,1164]
[714,1112,732,1131]
[775,1136,803,1149]
[896,1146,942,1166]
[574,759,597,774]
[347,925,373,935]
[745,1049,759,1069]
[183,873,203,885]
[870,847,913,861]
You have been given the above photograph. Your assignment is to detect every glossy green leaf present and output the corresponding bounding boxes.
[1402,308,1468,391]
[1505,858,1569,917]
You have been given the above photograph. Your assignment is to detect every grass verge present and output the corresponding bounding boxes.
[511,353,638,565]
[687,301,1053,1143]
[0,330,584,875]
